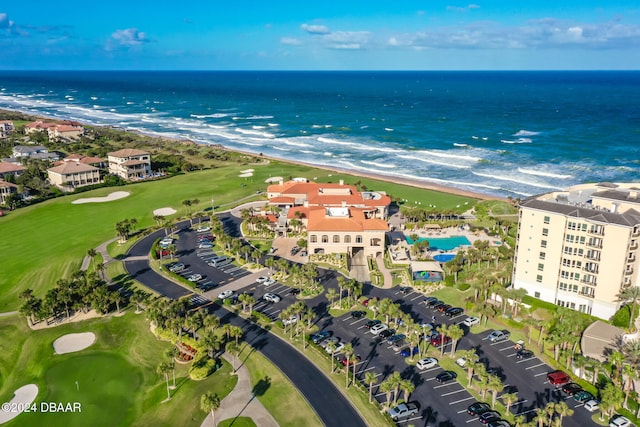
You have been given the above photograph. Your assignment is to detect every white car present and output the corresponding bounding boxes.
[218,289,234,300]
[255,276,269,284]
[326,341,345,354]
[416,357,438,370]
[263,293,281,303]
[263,278,276,286]
[282,315,298,326]
[187,274,202,282]
[583,399,600,412]
[456,357,467,367]
[196,225,211,232]
[198,242,213,249]
[610,415,632,427]
[463,316,480,327]
[159,237,174,247]
[369,323,389,335]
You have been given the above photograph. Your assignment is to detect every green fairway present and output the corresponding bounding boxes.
[0,159,476,311]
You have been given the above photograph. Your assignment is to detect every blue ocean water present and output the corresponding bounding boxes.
[0,70,638,197]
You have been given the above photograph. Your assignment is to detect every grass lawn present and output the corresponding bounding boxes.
[0,312,236,427]
[217,417,257,427]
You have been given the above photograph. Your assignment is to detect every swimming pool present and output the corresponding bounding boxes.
[433,253,456,263]
[405,235,471,251]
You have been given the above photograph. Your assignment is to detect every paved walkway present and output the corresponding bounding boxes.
[200,353,279,427]
[375,254,394,289]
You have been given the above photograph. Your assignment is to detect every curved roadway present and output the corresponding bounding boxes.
[124,219,368,427]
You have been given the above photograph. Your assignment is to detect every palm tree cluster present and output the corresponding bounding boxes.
[279,301,315,342]
[115,218,138,242]
[19,270,126,326]
[330,276,363,310]
[378,371,415,409]
[266,258,320,296]
[399,205,462,224]
[240,207,274,237]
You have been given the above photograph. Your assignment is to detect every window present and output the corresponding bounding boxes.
[322,235,328,243]
[355,235,363,244]
[536,275,543,283]
[539,252,546,260]
[538,263,544,271]
[544,216,550,224]
[333,235,340,243]
[310,235,317,243]
[534,292,540,298]
[541,240,547,248]
[542,228,548,236]
[344,235,351,243]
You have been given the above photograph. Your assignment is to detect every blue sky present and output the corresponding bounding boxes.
[2,1,639,70]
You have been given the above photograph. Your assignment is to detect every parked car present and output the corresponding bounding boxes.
[388,402,419,421]
[430,334,451,346]
[218,289,234,299]
[319,336,339,349]
[463,316,480,327]
[426,299,442,308]
[437,304,452,313]
[196,225,211,232]
[399,345,419,357]
[196,282,216,291]
[435,371,457,383]
[583,399,600,412]
[159,237,173,247]
[282,315,298,326]
[198,234,214,241]
[516,349,534,360]
[369,323,389,334]
[364,319,381,329]
[488,420,511,427]
[290,246,301,256]
[263,293,281,303]
[311,331,333,344]
[416,357,438,370]
[326,341,345,354]
[479,411,501,425]
[423,296,438,304]
[445,307,464,317]
[432,301,447,311]
[467,402,492,416]
[486,330,510,342]
[255,276,269,283]
[187,274,202,282]
[547,370,571,386]
[351,310,366,319]
[341,354,361,367]
[288,288,301,295]
[198,242,213,249]
[574,390,595,402]
[456,357,467,367]
[378,329,396,339]
[392,340,407,351]
[386,334,406,345]
[610,415,633,427]
[168,262,185,272]
[263,278,276,286]
[561,382,583,396]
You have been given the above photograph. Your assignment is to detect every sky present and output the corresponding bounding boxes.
[1,1,640,70]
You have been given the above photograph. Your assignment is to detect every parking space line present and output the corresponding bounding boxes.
[433,383,458,389]
[527,362,547,370]
[342,316,353,322]
[499,346,514,352]
[356,366,377,374]
[450,396,474,405]
[465,418,476,423]
[450,314,465,320]
[410,294,423,301]
[441,388,466,397]
[350,318,367,326]
[396,415,422,424]
[516,357,538,364]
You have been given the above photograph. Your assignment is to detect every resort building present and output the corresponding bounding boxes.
[47,162,102,192]
[57,154,106,169]
[0,121,14,138]
[0,179,19,205]
[24,120,58,134]
[267,179,391,260]
[107,149,151,180]
[512,182,640,319]
[47,124,84,141]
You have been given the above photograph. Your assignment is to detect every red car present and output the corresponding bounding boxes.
[430,334,451,346]
[341,355,362,367]
[547,370,571,386]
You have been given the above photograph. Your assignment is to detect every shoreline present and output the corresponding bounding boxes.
[2,107,504,201]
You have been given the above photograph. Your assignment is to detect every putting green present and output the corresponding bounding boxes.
[13,353,141,427]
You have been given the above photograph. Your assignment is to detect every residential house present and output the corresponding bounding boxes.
[47,162,101,192]
[513,182,640,319]
[0,161,26,179]
[58,154,106,169]
[24,120,58,134]
[12,145,48,158]
[0,179,19,205]
[47,124,84,141]
[0,120,14,138]
[107,148,151,180]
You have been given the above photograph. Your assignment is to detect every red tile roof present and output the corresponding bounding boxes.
[108,148,150,158]
[307,207,388,232]
[0,162,25,174]
[48,162,99,174]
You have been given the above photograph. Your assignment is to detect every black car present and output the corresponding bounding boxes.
[351,310,366,319]
[561,382,583,396]
[290,246,301,256]
[365,319,382,329]
[424,296,438,304]
[196,282,216,291]
[378,329,396,339]
[311,330,333,344]
[288,288,301,295]
[479,411,501,425]
[435,370,457,383]
[467,402,491,416]
[516,349,534,360]
[437,304,452,313]
[445,307,464,317]
[426,299,442,308]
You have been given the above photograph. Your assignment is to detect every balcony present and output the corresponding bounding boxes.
[586,242,603,249]
[578,291,595,298]
[625,268,634,276]
[584,254,601,262]
[630,242,639,251]
[583,267,599,274]
[628,256,636,263]
[588,228,604,236]
[632,228,640,237]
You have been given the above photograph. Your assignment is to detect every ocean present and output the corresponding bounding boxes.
[1,70,638,198]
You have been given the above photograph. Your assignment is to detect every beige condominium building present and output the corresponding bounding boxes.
[107,149,151,180]
[47,162,101,192]
[513,182,640,319]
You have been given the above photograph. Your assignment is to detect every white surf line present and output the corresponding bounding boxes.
[441,388,467,397]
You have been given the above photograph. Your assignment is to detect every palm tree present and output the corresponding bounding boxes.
[226,341,240,373]
[488,374,504,409]
[325,288,338,308]
[616,286,640,330]
[364,371,378,403]
[448,324,464,357]
[343,343,354,388]
[200,392,220,427]
[389,371,403,405]
[326,341,338,372]
[436,324,449,356]
[501,392,518,415]
[87,248,97,270]
[379,378,394,409]
[400,379,415,403]
[461,349,480,387]
[478,303,497,327]
[157,361,173,400]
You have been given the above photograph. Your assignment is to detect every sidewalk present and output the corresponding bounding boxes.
[200,353,279,427]
[375,254,394,289]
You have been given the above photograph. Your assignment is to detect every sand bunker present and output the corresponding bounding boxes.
[0,384,38,424]
[264,176,283,183]
[53,332,96,355]
[239,172,253,178]
[153,207,177,216]
[240,169,254,173]
[71,191,130,204]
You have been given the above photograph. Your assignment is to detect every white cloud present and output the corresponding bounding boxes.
[110,28,149,47]
[324,31,370,50]
[280,37,302,46]
[301,23,330,35]
[447,4,480,12]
